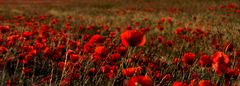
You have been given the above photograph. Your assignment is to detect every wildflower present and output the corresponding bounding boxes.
[22,31,33,39]
[154,71,161,79]
[58,62,71,70]
[111,53,121,61]
[128,76,152,86]
[198,55,212,67]
[212,62,228,76]
[212,51,229,64]
[0,25,10,33]
[61,78,70,86]
[182,52,196,65]
[0,46,8,54]
[164,40,174,47]
[88,34,105,45]
[198,80,216,86]
[69,54,81,62]
[211,52,229,76]
[172,81,188,86]
[158,36,164,44]
[122,67,142,77]
[120,30,146,47]
[93,46,108,61]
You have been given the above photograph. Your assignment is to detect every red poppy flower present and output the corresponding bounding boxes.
[51,18,58,24]
[160,18,165,23]
[154,71,161,79]
[24,53,34,61]
[109,32,116,37]
[120,30,146,47]
[61,78,70,86]
[198,80,216,86]
[164,40,174,47]
[94,46,108,56]
[111,53,121,61]
[225,69,239,79]
[167,17,173,24]
[67,16,72,19]
[0,25,10,33]
[106,72,115,79]
[174,27,190,35]
[182,52,196,65]
[65,23,71,30]
[58,62,71,70]
[211,52,230,76]
[157,25,164,31]
[88,34,105,45]
[227,3,237,9]
[40,25,50,32]
[0,46,8,54]
[189,79,197,86]
[173,58,180,64]
[116,46,128,56]
[236,9,240,14]
[122,67,142,77]
[89,68,96,75]
[128,76,152,86]
[172,81,188,86]
[158,36,164,44]
[43,47,52,58]
[212,51,229,64]
[7,35,19,42]
[66,49,75,55]
[100,65,110,73]
[22,31,33,39]
[93,46,108,61]
[6,79,16,86]
[212,63,228,76]
[69,54,81,62]
[198,55,212,67]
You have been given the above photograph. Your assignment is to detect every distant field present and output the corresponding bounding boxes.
[0,0,240,86]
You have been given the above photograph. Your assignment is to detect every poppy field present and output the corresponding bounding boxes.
[0,0,240,86]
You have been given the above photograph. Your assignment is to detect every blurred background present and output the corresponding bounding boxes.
[1,0,239,16]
